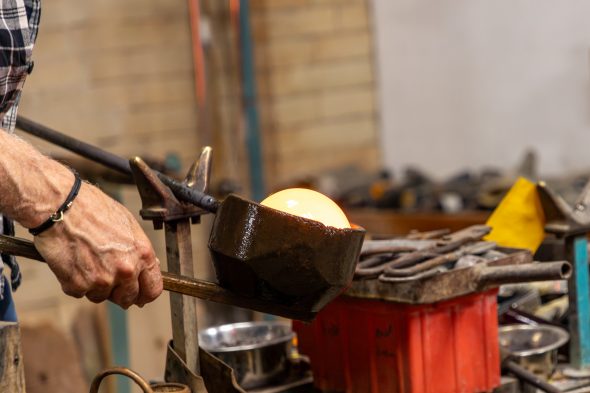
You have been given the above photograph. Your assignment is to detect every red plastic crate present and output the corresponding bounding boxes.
[293,289,500,393]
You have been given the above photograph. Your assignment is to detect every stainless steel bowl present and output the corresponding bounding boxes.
[499,324,569,377]
[199,321,295,389]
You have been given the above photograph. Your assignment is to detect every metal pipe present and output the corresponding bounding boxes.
[0,234,315,321]
[159,174,219,213]
[503,360,562,393]
[16,116,219,213]
[239,0,266,201]
[479,261,572,286]
[17,116,131,174]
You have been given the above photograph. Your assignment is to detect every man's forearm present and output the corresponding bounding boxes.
[0,131,74,229]
[0,130,163,308]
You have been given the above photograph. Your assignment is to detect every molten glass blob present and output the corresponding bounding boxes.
[261,188,351,229]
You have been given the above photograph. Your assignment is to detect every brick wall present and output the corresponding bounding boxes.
[18,0,200,168]
[18,0,381,192]
[251,0,381,188]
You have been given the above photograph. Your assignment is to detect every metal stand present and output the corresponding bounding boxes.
[565,234,590,369]
[539,182,590,370]
[130,148,244,393]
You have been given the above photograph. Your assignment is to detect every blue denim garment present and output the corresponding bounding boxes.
[0,276,17,322]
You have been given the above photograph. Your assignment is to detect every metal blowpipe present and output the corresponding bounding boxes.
[15,116,219,213]
[0,234,315,321]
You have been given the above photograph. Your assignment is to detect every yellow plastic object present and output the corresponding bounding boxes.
[261,188,351,229]
[485,177,545,253]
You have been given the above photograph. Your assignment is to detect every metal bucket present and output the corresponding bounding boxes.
[499,324,569,377]
[199,321,295,389]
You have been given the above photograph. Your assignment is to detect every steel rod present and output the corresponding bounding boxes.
[503,360,561,393]
[16,116,219,213]
[165,220,200,373]
[479,261,572,286]
[0,234,314,321]
[17,116,131,175]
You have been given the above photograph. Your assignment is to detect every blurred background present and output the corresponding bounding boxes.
[10,0,590,392]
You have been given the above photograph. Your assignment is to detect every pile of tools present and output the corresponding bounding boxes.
[294,225,572,393]
[356,226,494,280]
[351,225,570,304]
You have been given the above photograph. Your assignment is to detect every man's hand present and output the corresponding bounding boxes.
[0,131,163,308]
[34,182,163,308]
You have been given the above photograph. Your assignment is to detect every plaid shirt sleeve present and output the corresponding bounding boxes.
[1,0,40,132]
[0,0,41,299]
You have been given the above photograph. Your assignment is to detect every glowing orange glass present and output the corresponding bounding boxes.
[261,188,351,229]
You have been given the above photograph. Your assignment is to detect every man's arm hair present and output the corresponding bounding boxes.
[0,130,163,308]
[0,130,74,228]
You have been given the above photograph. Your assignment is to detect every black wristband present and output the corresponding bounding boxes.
[29,170,82,236]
